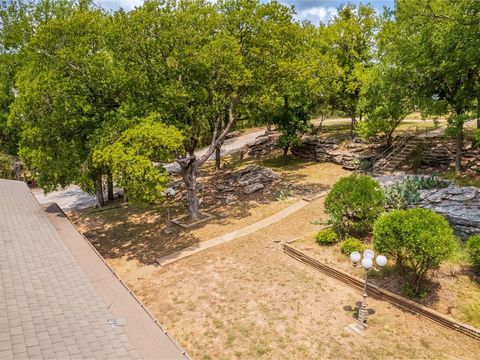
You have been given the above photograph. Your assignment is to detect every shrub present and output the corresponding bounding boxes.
[466,234,480,270]
[373,208,456,296]
[315,228,339,245]
[341,237,364,255]
[383,175,448,210]
[325,175,386,235]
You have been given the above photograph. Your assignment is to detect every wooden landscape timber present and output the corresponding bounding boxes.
[283,244,480,341]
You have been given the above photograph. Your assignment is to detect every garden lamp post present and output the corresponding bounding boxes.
[349,249,387,332]
[164,187,176,234]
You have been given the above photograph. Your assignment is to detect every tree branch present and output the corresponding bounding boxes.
[197,96,238,165]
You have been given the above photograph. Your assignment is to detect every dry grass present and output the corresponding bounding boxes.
[296,234,480,329]
[72,161,480,359]
[131,195,480,360]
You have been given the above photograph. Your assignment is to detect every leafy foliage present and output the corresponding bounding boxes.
[10,8,124,193]
[340,237,364,255]
[325,175,386,235]
[466,235,480,271]
[323,4,378,130]
[373,208,456,296]
[383,176,449,210]
[93,114,183,204]
[0,152,14,178]
[315,228,339,246]
[357,63,414,145]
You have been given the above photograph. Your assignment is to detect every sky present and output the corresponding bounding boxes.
[97,0,396,24]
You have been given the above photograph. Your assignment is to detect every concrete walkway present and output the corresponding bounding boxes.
[157,198,312,266]
[0,179,188,360]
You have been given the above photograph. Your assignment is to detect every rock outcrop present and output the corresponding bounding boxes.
[292,136,377,170]
[243,133,279,158]
[377,175,480,239]
[222,164,280,196]
[418,185,480,239]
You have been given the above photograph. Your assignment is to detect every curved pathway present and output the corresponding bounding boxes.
[157,191,327,266]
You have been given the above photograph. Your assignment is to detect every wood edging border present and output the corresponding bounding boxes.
[283,243,480,341]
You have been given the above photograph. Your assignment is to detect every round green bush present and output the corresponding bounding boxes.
[466,234,480,270]
[315,228,339,245]
[325,174,386,236]
[373,208,456,296]
[340,237,364,255]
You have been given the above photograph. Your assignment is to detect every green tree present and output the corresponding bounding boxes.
[357,63,415,146]
[324,4,378,134]
[115,0,303,221]
[93,114,183,203]
[0,0,91,155]
[10,8,124,205]
[390,0,480,171]
[116,0,246,221]
[373,208,456,296]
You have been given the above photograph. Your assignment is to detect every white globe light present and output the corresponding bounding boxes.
[350,251,361,264]
[376,255,387,268]
[361,257,373,269]
[363,249,375,260]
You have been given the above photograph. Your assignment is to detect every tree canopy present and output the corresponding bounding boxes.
[2,0,479,217]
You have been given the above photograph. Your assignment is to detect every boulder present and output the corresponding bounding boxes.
[378,176,480,239]
[243,183,265,194]
[243,133,279,158]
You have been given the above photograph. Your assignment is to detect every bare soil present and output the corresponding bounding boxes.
[130,196,479,360]
[71,161,480,359]
[296,235,480,328]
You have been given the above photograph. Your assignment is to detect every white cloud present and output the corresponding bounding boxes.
[97,0,144,11]
[97,1,339,24]
[296,6,338,25]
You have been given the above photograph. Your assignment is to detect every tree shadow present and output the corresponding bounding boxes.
[68,203,202,266]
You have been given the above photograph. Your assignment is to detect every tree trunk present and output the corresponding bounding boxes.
[215,145,221,171]
[318,115,325,133]
[107,169,114,201]
[455,126,463,172]
[95,174,105,208]
[178,98,238,222]
[266,122,272,134]
[386,129,394,148]
[350,112,356,136]
[283,146,288,159]
[181,161,202,222]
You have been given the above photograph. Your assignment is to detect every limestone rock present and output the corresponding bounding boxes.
[378,176,480,239]
[243,183,265,194]
[243,133,279,158]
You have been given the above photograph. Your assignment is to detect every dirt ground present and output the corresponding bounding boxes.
[71,161,480,359]
[129,196,480,360]
[70,160,347,282]
[296,234,480,329]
